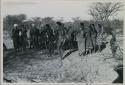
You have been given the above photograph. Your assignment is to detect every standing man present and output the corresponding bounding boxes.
[34,26,40,48]
[21,25,28,50]
[44,24,54,57]
[85,25,93,54]
[96,24,104,52]
[97,24,104,36]
[56,22,67,58]
[90,24,97,53]
[71,31,78,49]
[12,24,20,51]
[29,24,36,48]
[76,22,86,56]
[110,31,117,58]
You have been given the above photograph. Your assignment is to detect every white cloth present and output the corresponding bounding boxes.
[76,32,85,54]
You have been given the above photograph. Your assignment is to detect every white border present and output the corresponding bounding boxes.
[0,0,125,85]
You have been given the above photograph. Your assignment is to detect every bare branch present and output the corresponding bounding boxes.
[88,2,123,22]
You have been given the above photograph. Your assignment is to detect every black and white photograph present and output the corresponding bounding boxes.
[1,0,124,84]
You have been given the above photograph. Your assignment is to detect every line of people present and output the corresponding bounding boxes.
[76,23,104,56]
[12,24,28,51]
[12,22,105,57]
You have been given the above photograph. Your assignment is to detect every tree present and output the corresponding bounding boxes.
[31,17,42,29]
[41,17,57,30]
[71,17,81,31]
[3,14,27,37]
[88,2,123,33]
[89,2,123,23]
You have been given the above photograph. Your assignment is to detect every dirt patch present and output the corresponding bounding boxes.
[3,36,123,83]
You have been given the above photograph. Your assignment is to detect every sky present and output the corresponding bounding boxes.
[2,0,124,22]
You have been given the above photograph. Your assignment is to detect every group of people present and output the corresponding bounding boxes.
[12,21,105,57]
[12,24,28,50]
[76,23,104,56]
[12,23,55,51]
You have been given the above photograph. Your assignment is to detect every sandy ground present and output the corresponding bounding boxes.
[3,45,122,83]
[3,32,123,83]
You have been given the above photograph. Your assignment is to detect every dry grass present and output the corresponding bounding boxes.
[3,31,123,83]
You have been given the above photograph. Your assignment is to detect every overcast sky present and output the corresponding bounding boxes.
[2,0,124,21]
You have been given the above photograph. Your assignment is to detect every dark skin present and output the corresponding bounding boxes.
[12,26,20,50]
[56,22,67,59]
[44,24,54,57]
[79,23,87,56]
[89,24,97,53]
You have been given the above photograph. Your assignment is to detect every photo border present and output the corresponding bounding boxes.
[0,0,125,85]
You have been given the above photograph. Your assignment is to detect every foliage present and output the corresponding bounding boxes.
[89,2,123,22]
[3,14,123,35]
[3,14,27,36]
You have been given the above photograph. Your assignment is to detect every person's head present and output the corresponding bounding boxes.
[69,25,72,28]
[98,24,102,28]
[45,24,50,28]
[22,24,25,28]
[89,24,95,28]
[14,24,18,28]
[80,22,84,28]
[31,23,35,27]
[91,24,95,27]
[80,22,85,31]
[80,27,82,30]
[56,22,62,26]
